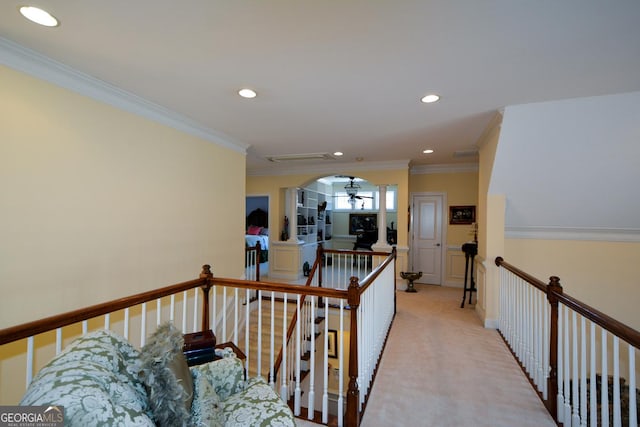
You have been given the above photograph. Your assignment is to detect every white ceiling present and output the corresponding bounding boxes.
[2,1,640,174]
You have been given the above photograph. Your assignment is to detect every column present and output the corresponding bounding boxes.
[372,184,392,252]
[287,187,299,243]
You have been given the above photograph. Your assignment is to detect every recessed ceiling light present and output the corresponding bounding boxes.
[423,149,434,154]
[421,94,440,104]
[19,6,59,27]
[238,88,257,99]
[333,151,344,157]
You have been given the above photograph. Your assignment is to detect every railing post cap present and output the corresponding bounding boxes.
[200,264,213,279]
[495,256,504,266]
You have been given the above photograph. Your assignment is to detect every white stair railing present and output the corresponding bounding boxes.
[496,257,639,427]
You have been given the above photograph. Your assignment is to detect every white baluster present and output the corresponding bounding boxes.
[222,287,227,342]
[322,297,329,424]
[157,298,161,326]
[212,287,216,337]
[628,344,637,427]
[257,290,263,378]
[182,291,188,333]
[104,313,110,331]
[124,307,130,340]
[245,288,250,380]
[338,299,344,427]
[141,302,147,347]
[557,303,564,423]
[26,336,34,387]
[580,316,587,427]
[269,291,275,388]
[308,295,316,418]
[56,328,62,354]
[564,306,571,424]
[590,323,597,427]
[572,311,580,426]
[543,294,549,400]
[234,288,239,344]
[82,320,88,335]
[602,330,609,427]
[613,337,621,427]
[193,288,199,333]
[294,294,301,416]
[170,294,175,323]
[281,293,288,401]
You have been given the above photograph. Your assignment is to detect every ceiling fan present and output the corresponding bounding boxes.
[334,176,374,208]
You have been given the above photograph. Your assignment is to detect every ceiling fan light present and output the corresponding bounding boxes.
[344,180,361,197]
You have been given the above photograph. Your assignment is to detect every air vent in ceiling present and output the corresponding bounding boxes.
[453,149,479,158]
[266,153,336,162]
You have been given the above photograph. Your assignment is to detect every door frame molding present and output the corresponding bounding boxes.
[409,191,447,284]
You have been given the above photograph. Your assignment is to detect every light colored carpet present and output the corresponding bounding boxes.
[358,284,557,427]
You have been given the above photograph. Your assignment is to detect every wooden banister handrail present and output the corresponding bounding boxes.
[555,291,640,348]
[494,256,547,292]
[357,247,396,294]
[0,266,212,345]
[212,277,347,299]
[495,256,640,347]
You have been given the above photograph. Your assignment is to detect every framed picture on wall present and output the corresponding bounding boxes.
[449,205,476,225]
[327,329,338,358]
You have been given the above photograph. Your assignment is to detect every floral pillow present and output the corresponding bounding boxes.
[20,330,153,426]
[190,365,225,427]
[139,322,193,427]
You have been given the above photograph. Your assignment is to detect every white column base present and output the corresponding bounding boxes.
[371,242,393,252]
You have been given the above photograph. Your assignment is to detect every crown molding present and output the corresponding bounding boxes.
[247,159,410,176]
[505,226,640,242]
[410,163,478,175]
[0,37,248,155]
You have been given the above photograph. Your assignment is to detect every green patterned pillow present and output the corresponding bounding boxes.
[221,377,295,427]
[20,330,153,426]
[190,365,225,427]
[190,352,245,401]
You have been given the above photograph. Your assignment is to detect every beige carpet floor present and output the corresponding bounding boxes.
[356,284,556,427]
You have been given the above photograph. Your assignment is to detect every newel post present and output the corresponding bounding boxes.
[546,275,562,422]
[200,265,213,331]
[346,276,361,427]
[317,243,324,287]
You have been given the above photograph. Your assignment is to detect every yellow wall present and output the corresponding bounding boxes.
[505,239,640,331]
[0,66,246,329]
[477,113,503,326]
[409,171,479,246]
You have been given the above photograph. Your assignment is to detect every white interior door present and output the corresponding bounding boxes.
[411,194,443,284]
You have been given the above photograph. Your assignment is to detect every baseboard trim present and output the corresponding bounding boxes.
[484,318,499,329]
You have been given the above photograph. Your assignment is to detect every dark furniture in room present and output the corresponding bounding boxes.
[460,242,478,308]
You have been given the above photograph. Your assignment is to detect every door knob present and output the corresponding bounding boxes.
[436,243,441,247]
